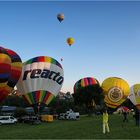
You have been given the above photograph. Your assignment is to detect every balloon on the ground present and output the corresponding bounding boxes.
[101,77,130,108]
[67,37,74,46]
[74,77,99,93]
[0,46,22,102]
[57,13,64,22]
[129,84,140,110]
[16,56,64,109]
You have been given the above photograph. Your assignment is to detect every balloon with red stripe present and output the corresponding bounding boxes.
[0,46,22,102]
[74,77,99,93]
[101,77,130,109]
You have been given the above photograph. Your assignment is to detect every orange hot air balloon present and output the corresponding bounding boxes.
[67,37,74,46]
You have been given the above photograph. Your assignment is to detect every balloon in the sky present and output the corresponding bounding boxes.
[74,77,99,93]
[129,84,140,110]
[16,56,64,112]
[67,37,74,46]
[60,58,63,62]
[57,13,64,22]
[0,46,22,102]
[101,77,130,108]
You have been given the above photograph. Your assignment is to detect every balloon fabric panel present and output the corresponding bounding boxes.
[22,90,55,105]
[5,49,22,88]
[0,46,22,102]
[74,77,98,93]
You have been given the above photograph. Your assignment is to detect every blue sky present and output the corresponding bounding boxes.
[0,1,140,93]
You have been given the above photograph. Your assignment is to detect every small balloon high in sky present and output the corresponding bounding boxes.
[67,37,74,46]
[57,13,64,22]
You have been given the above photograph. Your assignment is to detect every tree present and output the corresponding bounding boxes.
[2,95,27,107]
[72,84,104,115]
[49,93,75,115]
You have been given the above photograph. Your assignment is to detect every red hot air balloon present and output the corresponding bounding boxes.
[0,46,22,102]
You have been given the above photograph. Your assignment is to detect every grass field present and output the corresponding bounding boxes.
[0,114,140,139]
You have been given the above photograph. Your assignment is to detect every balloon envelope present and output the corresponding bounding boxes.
[16,56,64,107]
[0,46,22,102]
[67,37,74,46]
[129,84,140,110]
[74,77,99,93]
[57,13,64,22]
[101,77,130,108]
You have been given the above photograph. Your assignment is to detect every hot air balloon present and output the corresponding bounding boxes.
[57,13,64,22]
[73,77,103,108]
[101,77,130,109]
[0,46,22,102]
[74,77,99,93]
[129,84,140,110]
[67,37,74,46]
[16,56,64,113]
[61,58,63,62]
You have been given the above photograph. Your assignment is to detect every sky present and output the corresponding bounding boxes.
[0,1,140,93]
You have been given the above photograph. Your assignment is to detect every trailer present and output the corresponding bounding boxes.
[58,109,80,120]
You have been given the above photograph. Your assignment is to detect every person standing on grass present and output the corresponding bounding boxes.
[133,109,140,126]
[102,109,110,134]
[122,110,128,122]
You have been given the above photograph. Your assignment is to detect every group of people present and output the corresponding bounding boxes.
[102,108,140,134]
[122,108,140,126]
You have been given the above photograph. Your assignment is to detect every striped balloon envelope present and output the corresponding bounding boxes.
[101,77,130,109]
[73,77,99,93]
[0,46,22,102]
[16,56,64,112]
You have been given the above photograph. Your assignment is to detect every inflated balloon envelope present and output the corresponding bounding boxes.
[74,77,99,93]
[67,37,74,46]
[0,46,22,102]
[101,77,130,109]
[16,56,64,112]
[129,84,140,110]
[57,13,64,22]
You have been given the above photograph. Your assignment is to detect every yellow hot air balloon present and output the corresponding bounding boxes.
[67,37,74,46]
[129,84,140,110]
[101,77,130,108]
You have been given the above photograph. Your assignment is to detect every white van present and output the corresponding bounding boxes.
[0,116,17,125]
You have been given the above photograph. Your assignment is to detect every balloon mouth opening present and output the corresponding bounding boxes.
[32,102,46,114]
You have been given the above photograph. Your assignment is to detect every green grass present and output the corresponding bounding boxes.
[0,114,139,139]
